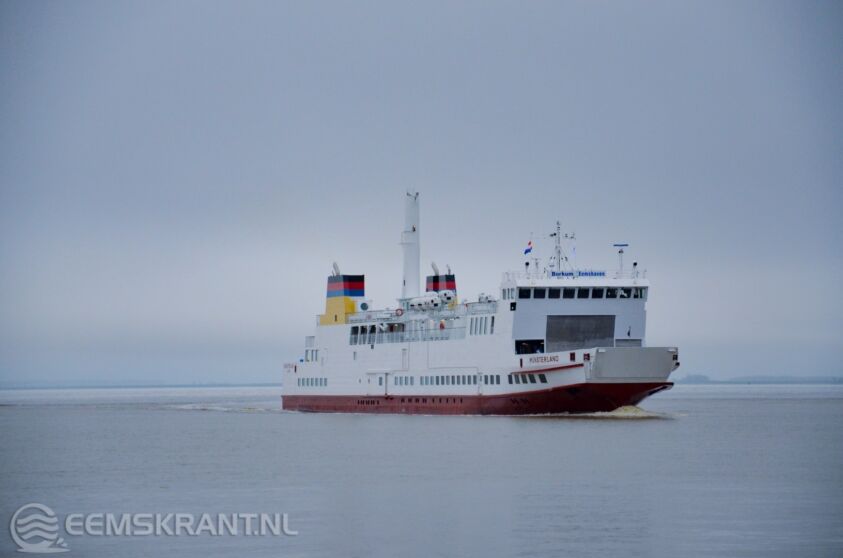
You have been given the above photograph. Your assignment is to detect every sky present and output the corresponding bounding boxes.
[0,0,841,387]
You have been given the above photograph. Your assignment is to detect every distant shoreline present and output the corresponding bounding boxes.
[676,374,843,385]
[2,377,843,390]
[0,383,283,391]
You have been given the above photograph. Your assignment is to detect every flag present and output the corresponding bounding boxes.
[523,240,533,255]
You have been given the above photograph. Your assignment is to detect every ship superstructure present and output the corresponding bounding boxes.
[282,192,679,414]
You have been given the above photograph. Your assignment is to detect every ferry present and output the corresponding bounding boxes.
[282,191,679,414]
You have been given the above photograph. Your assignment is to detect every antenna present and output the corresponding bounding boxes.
[613,243,629,275]
[549,221,576,275]
[332,262,341,276]
[431,261,439,275]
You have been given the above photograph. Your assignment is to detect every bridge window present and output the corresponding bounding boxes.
[518,288,531,299]
[620,288,632,299]
[533,288,546,299]
[606,288,618,299]
[592,288,605,299]
[577,288,590,299]
[563,288,575,299]
[633,287,647,299]
[515,339,545,355]
[548,288,560,299]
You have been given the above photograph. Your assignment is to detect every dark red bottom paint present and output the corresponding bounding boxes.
[282,382,673,415]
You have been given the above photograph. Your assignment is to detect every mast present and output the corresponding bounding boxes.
[401,191,420,299]
[555,221,562,274]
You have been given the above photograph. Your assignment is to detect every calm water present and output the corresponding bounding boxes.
[0,385,841,557]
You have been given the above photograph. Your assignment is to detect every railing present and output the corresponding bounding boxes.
[349,326,467,345]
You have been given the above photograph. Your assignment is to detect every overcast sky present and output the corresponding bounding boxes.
[1,1,841,386]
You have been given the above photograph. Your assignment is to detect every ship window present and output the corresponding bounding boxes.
[435,376,440,385]
[620,288,632,299]
[577,288,589,299]
[515,339,545,355]
[528,374,537,384]
[378,377,383,386]
[483,375,489,384]
[350,326,358,344]
[451,375,456,385]
[410,377,414,386]
[490,316,495,334]
[533,288,546,299]
[518,288,531,299]
[508,375,513,384]
[592,288,605,299]
[539,373,547,383]
[495,375,500,384]
[606,288,618,299]
[563,288,575,299]
[513,374,520,384]
[548,288,560,299]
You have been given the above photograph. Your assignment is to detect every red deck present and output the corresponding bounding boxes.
[282,382,672,415]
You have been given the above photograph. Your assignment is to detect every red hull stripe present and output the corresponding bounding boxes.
[282,381,672,415]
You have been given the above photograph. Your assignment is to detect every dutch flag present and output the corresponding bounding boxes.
[523,240,533,255]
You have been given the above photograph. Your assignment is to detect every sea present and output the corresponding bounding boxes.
[0,384,841,557]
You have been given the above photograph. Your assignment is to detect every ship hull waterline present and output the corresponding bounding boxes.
[281,381,672,415]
